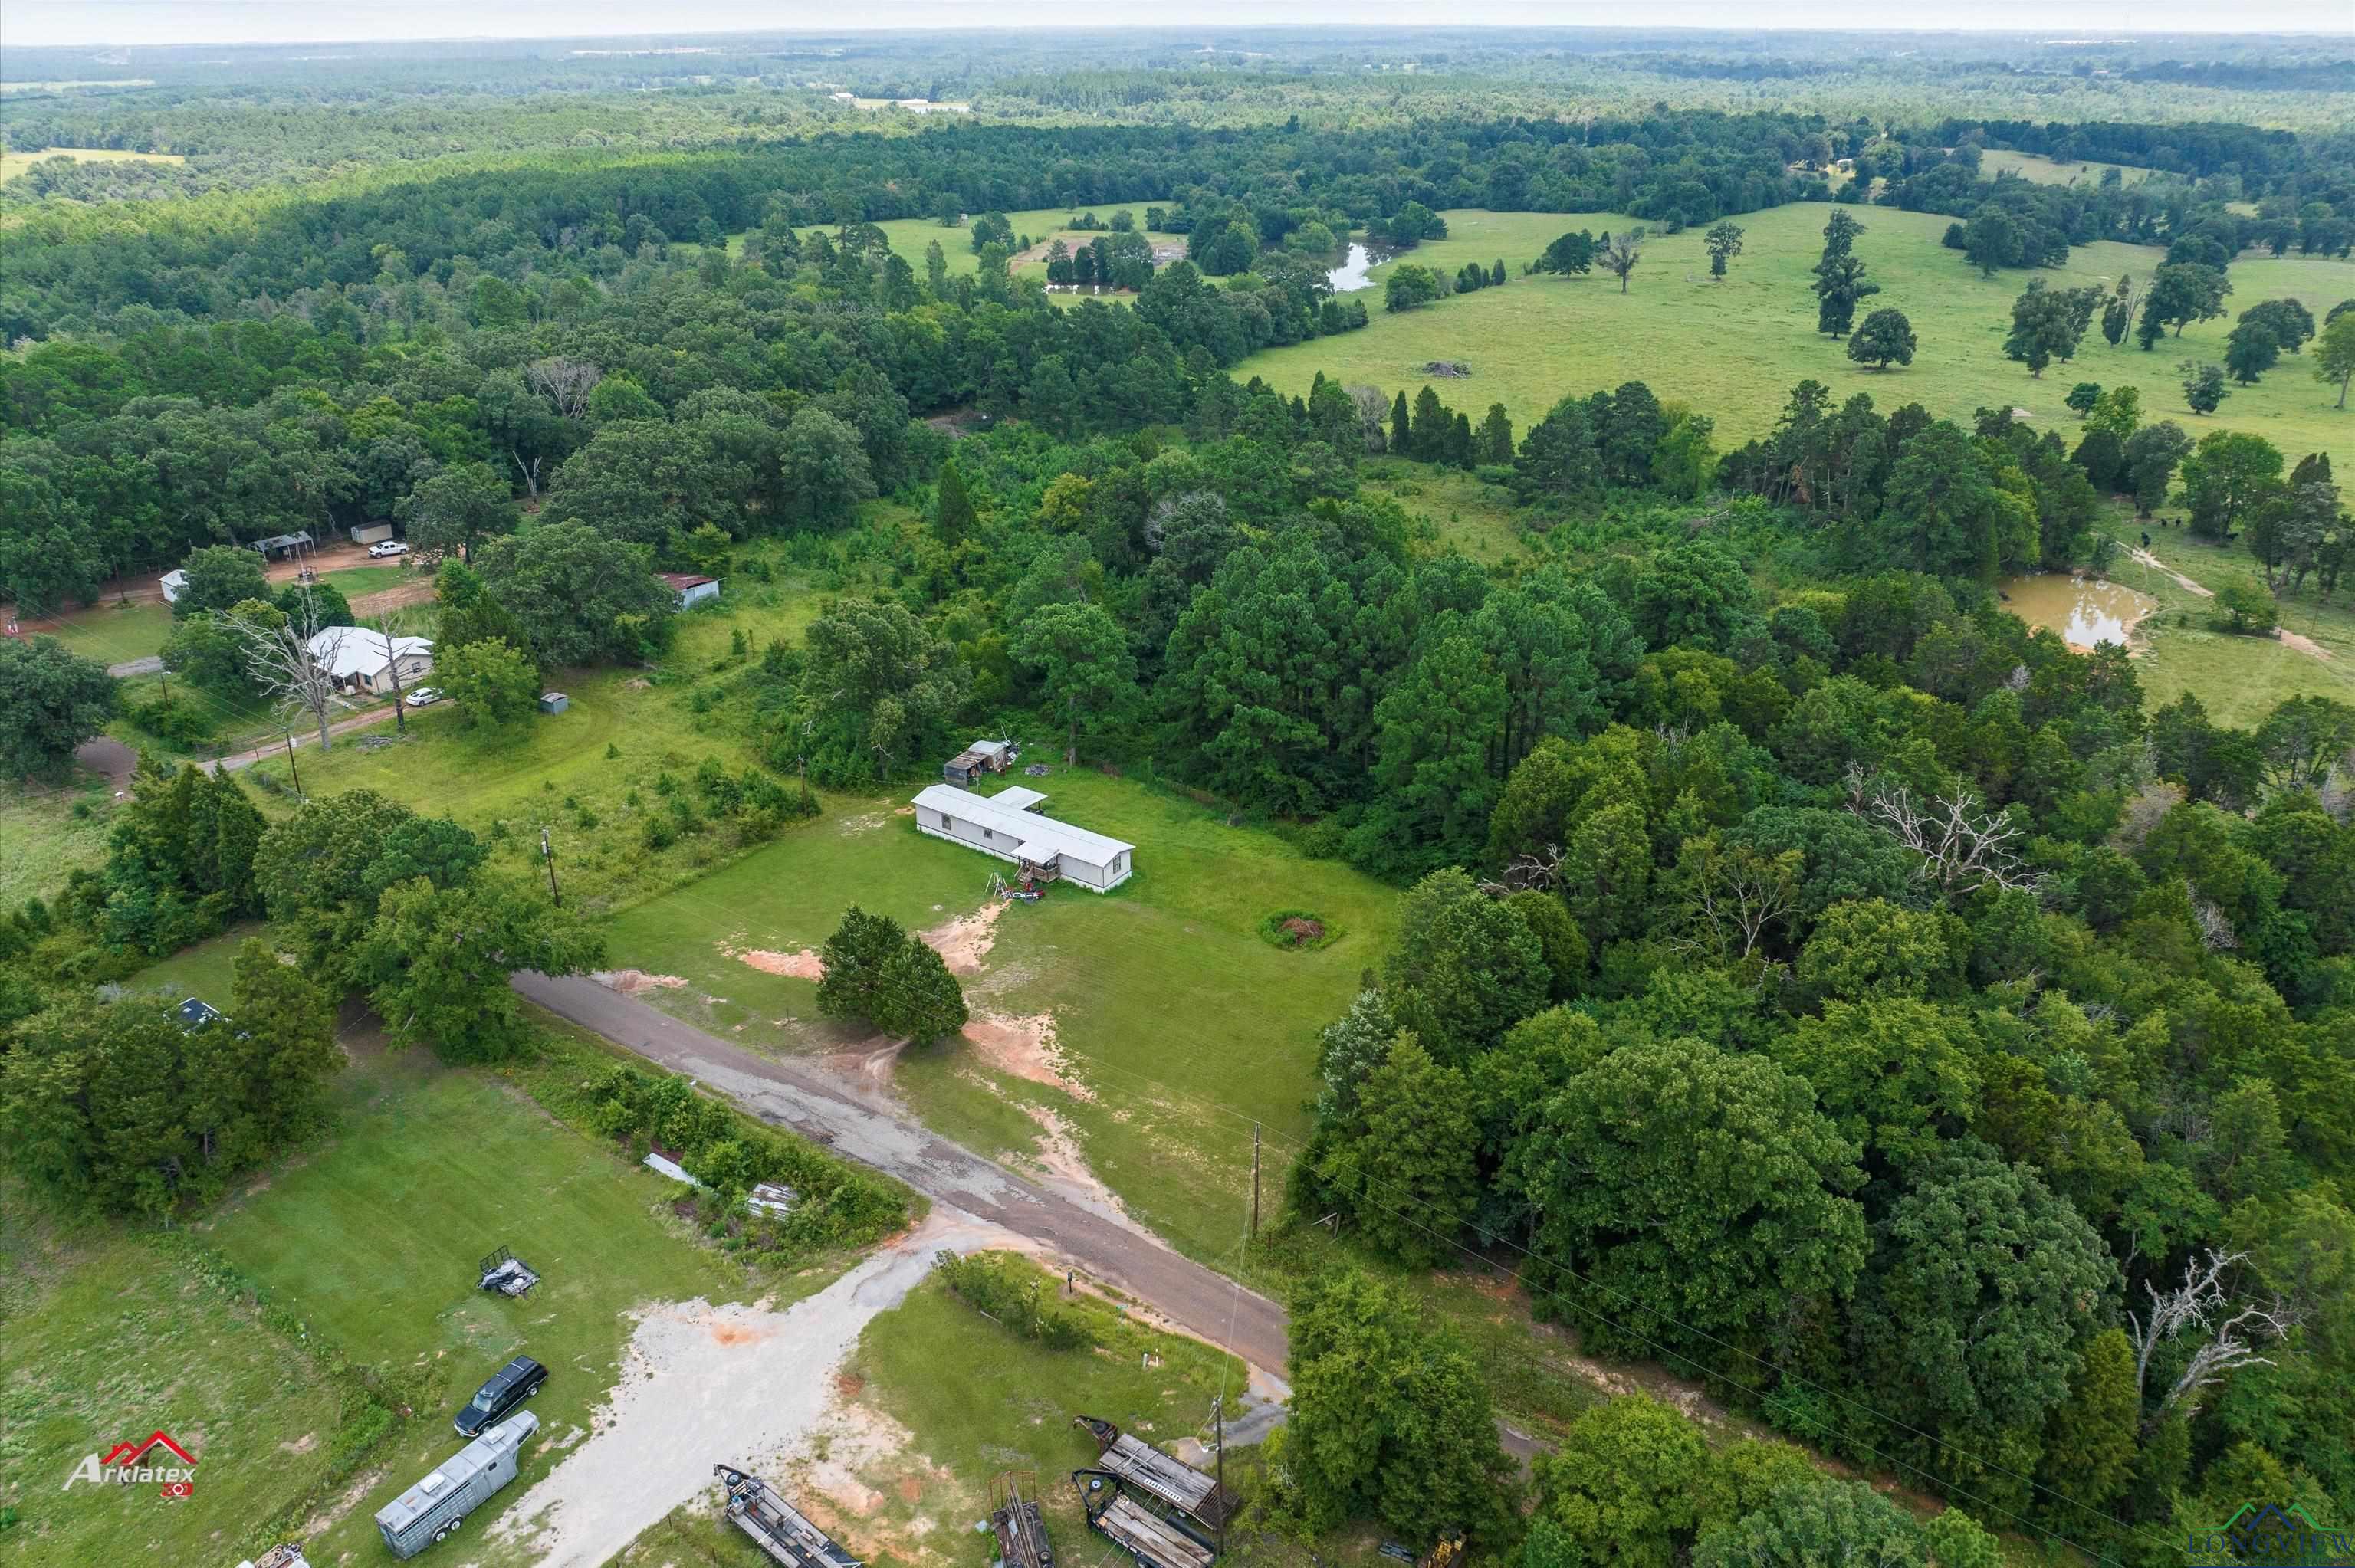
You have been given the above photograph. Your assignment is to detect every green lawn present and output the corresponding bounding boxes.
[317,563,418,599]
[2091,509,2355,728]
[1240,205,2355,478]
[1361,460,1531,561]
[0,775,117,908]
[606,768,1401,1262]
[0,1031,800,1566]
[17,599,175,668]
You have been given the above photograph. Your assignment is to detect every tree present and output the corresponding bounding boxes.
[2312,310,2355,408]
[1381,869,1549,1063]
[778,407,876,528]
[1282,1268,1517,1544]
[2252,695,2355,794]
[402,461,515,563]
[2225,319,2283,385]
[0,635,113,779]
[1848,309,1916,370]
[2122,422,2193,517]
[816,906,968,1043]
[205,937,340,1166]
[172,544,269,618]
[1852,1146,2117,1445]
[1530,1396,1713,1568]
[1390,389,1411,454]
[473,521,675,667]
[2181,360,2230,415]
[434,636,537,727]
[793,598,967,786]
[2179,430,2283,538]
[2004,280,2095,376]
[1384,264,1447,313]
[2085,384,2142,443]
[1600,228,1646,294]
[1515,1038,1867,1352]
[1962,207,2023,276]
[2038,1328,2140,1520]
[1536,230,1596,277]
[1478,403,1515,464]
[2100,274,2135,346]
[1014,601,1137,766]
[2212,574,2279,636]
[2137,262,2232,347]
[1310,1036,1480,1267]
[934,456,977,548]
[354,875,603,1061]
[232,584,353,752]
[1693,1480,1928,1568]
[2064,382,2103,418]
[1812,253,1877,337]
[1704,221,1745,278]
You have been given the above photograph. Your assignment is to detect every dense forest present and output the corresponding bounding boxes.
[3,43,2353,1568]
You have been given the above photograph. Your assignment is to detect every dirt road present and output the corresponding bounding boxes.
[513,970,1291,1376]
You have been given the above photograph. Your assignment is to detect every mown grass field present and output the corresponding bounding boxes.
[605,767,1401,1263]
[0,774,116,910]
[1241,205,2355,477]
[1976,149,2158,188]
[0,1030,789,1566]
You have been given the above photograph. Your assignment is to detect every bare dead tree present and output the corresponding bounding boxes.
[1681,840,1802,959]
[2127,1249,2301,1422]
[374,605,414,735]
[235,584,354,753]
[2191,892,2239,951]
[1345,384,1391,452]
[1845,766,2039,897]
[1478,842,1566,897]
[524,356,603,421]
[511,450,544,503]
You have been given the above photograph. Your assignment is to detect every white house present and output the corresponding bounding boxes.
[911,783,1134,892]
[159,569,189,604]
[305,626,434,697]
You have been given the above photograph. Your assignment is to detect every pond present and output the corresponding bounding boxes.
[1998,572,2158,651]
[1325,241,1399,294]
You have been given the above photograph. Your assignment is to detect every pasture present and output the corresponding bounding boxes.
[603,767,1401,1263]
[0,146,184,181]
[1240,205,2355,477]
[733,202,1182,287]
[1976,149,2159,188]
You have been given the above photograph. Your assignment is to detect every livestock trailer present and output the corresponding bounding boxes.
[716,1463,863,1568]
[373,1410,538,1558]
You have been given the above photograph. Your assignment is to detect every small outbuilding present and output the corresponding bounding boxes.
[538,691,570,715]
[248,531,314,560]
[159,569,189,604]
[911,782,1134,891]
[350,523,396,546]
[658,572,722,610]
[176,996,224,1031]
[944,739,1019,786]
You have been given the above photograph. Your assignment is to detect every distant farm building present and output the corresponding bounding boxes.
[305,626,434,697]
[944,739,1019,786]
[658,572,721,609]
[159,569,189,603]
[911,783,1134,892]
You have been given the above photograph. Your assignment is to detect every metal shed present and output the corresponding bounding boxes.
[538,691,569,715]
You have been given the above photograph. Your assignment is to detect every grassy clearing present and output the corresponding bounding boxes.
[2089,508,2355,728]
[0,146,184,181]
[1360,459,1531,561]
[1241,205,2355,476]
[14,598,176,667]
[0,774,117,908]
[0,1019,813,1566]
[606,767,1400,1262]
[731,202,1179,282]
[1976,149,2158,188]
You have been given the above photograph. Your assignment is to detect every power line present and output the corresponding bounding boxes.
[593,876,2169,1555]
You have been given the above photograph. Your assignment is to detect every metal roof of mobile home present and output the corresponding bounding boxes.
[911,785,1133,866]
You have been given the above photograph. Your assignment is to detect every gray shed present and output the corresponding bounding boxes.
[538,691,569,715]
[375,1410,538,1558]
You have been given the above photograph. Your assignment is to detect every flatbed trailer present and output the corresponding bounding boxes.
[1072,1416,1240,1528]
[990,1471,1055,1568]
[1073,1470,1217,1568]
[716,1464,862,1568]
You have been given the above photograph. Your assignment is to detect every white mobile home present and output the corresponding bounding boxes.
[911,783,1134,892]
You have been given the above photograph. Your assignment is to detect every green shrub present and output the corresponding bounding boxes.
[932,1251,1095,1350]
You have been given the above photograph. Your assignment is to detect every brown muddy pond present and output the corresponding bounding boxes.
[1999,573,2159,651]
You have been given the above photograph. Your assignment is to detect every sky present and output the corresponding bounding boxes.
[4,1,2349,50]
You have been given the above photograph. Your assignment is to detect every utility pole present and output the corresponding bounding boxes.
[1211,1396,1225,1553]
[540,827,562,907]
[283,733,304,800]
[1250,1124,1261,1241]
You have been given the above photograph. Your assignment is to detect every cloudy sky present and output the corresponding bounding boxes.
[5,1,2348,50]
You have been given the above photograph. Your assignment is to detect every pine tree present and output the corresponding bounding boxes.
[1449,412,1476,469]
[1480,403,1516,464]
[2038,1328,2138,1521]
[934,457,977,547]
[1411,386,1449,461]
[1391,389,1412,454]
